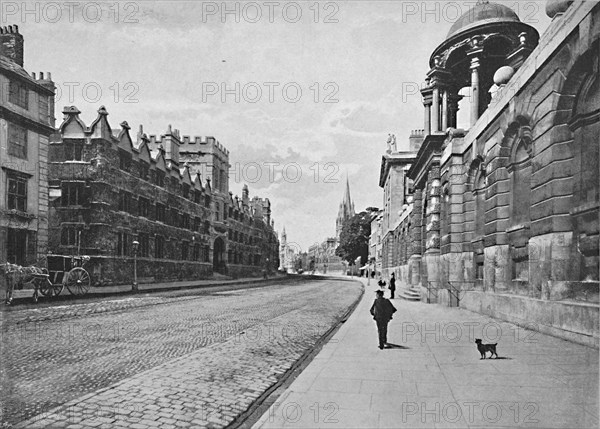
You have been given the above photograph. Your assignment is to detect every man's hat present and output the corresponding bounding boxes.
[376,290,384,296]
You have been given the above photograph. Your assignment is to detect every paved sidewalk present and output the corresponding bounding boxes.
[253,278,599,429]
[6,273,289,303]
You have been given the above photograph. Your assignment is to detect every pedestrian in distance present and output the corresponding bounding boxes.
[370,290,397,349]
[389,272,396,299]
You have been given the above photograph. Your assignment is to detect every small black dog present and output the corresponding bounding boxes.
[475,338,498,359]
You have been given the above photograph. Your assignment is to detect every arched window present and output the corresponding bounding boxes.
[509,131,532,227]
[467,156,487,281]
[440,183,450,251]
[505,123,533,282]
[566,43,600,281]
[473,165,486,238]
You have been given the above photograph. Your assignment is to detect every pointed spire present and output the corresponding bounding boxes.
[344,173,352,207]
[336,173,356,240]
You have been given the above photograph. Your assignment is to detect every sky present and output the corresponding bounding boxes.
[6,0,551,252]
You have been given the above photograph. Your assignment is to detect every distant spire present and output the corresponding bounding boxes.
[336,173,355,240]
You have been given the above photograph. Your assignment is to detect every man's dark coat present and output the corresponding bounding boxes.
[370,297,397,322]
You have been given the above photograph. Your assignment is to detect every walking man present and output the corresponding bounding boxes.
[370,290,397,349]
[389,272,396,299]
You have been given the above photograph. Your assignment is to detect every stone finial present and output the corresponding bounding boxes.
[63,106,81,115]
[97,106,108,115]
[493,65,515,86]
[120,121,130,130]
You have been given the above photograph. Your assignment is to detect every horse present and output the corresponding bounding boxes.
[1,262,49,304]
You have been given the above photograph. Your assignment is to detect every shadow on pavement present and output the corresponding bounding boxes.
[384,343,409,349]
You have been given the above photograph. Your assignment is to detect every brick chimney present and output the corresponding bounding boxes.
[242,184,249,207]
[0,25,24,66]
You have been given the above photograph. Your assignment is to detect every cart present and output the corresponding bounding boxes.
[3,255,91,304]
[38,255,92,298]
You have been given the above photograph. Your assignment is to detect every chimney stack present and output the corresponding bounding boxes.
[0,25,24,66]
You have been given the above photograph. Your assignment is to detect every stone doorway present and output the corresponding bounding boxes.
[213,237,226,273]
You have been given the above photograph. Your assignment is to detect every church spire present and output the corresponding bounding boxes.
[336,174,355,240]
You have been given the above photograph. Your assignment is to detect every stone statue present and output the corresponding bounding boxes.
[386,134,398,153]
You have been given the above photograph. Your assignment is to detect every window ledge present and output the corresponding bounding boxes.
[2,209,35,220]
[506,223,530,234]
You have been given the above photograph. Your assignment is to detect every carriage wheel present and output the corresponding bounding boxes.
[38,278,54,296]
[66,268,91,296]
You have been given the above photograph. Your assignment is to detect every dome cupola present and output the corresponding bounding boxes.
[447,1,521,39]
[420,1,539,134]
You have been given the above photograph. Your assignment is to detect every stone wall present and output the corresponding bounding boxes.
[381,2,599,346]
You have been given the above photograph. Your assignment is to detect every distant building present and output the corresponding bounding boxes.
[0,25,55,266]
[378,131,423,282]
[279,227,295,273]
[309,178,356,273]
[368,210,383,277]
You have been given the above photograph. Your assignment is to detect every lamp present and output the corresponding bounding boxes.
[132,240,139,291]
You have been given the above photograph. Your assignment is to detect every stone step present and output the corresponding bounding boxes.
[399,288,421,301]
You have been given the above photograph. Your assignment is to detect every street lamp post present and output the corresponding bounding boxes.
[264,258,269,279]
[132,240,139,292]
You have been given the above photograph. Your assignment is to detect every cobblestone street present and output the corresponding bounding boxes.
[0,278,363,428]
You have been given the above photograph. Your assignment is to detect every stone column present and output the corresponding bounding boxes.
[411,189,423,256]
[409,189,423,289]
[424,168,442,304]
[432,87,440,133]
[426,66,453,134]
[447,93,461,129]
[470,56,481,126]
[421,87,433,135]
[467,37,484,127]
[425,167,441,252]
[441,90,449,131]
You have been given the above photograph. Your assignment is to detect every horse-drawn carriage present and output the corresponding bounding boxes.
[2,255,91,304]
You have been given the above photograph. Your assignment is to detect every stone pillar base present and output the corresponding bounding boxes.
[422,251,441,304]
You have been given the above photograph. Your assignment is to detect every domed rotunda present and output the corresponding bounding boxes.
[421,0,540,132]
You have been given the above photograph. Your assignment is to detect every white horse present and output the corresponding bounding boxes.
[1,262,48,304]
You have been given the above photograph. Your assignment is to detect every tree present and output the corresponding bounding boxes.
[335,211,374,265]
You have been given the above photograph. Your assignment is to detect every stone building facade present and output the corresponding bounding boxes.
[379,131,423,281]
[49,106,279,285]
[368,210,383,277]
[0,25,55,267]
[279,228,296,273]
[381,1,599,346]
